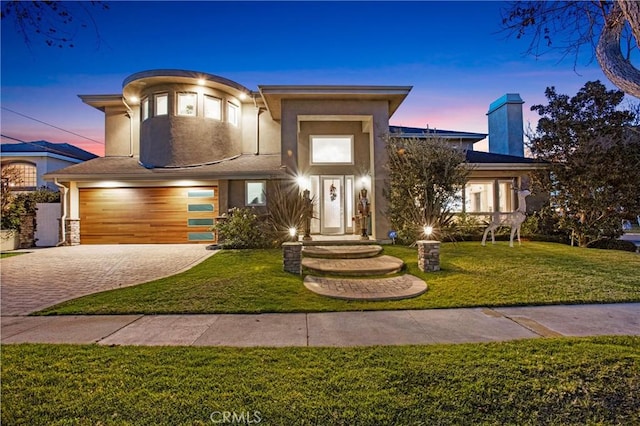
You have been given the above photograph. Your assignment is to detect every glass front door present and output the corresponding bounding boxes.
[320,176,344,234]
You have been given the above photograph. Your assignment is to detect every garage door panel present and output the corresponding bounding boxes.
[80,187,218,244]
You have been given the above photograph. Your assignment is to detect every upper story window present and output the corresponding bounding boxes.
[141,97,149,121]
[227,102,239,126]
[204,95,222,120]
[155,93,168,116]
[1,162,37,190]
[310,135,354,164]
[177,92,197,116]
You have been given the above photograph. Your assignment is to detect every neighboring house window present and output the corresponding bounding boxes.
[310,135,354,164]
[2,162,37,190]
[246,181,266,206]
[498,180,514,212]
[155,93,168,116]
[463,180,515,213]
[141,97,149,121]
[204,95,222,120]
[177,92,197,116]
[465,181,494,213]
[227,102,239,126]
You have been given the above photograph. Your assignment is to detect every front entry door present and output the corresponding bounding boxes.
[320,176,344,234]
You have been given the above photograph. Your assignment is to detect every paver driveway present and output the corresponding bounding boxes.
[1,245,215,315]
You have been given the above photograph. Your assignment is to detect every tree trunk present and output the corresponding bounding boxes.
[619,0,640,48]
[596,1,640,99]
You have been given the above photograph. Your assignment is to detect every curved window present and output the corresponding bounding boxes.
[204,95,222,120]
[141,97,149,121]
[177,92,197,116]
[2,162,37,190]
[227,102,239,126]
[155,93,168,116]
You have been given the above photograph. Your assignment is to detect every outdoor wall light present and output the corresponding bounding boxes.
[197,79,206,86]
[239,92,248,100]
[359,175,371,190]
[296,175,310,191]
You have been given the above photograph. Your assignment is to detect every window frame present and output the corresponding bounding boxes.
[141,97,149,121]
[177,92,197,117]
[310,135,354,165]
[227,101,239,126]
[154,93,168,116]
[245,180,266,206]
[2,162,37,190]
[204,95,222,120]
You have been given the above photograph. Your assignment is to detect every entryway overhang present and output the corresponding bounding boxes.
[258,85,412,121]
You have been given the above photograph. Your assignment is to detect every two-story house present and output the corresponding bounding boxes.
[47,69,543,244]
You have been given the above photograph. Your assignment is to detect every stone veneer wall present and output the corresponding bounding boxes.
[18,214,35,249]
[65,219,81,246]
[282,242,302,275]
[417,240,440,272]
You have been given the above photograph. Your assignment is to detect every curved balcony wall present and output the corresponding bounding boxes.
[123,70,249,168]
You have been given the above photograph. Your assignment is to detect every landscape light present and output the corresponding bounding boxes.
[423,225,434,237]
[289,227,297,238]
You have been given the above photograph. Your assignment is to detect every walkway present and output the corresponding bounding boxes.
[0,245,215,315]
[2,304,638,346]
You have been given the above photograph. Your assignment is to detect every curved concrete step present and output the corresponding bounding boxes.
[302,255,404,276]
[302,245,383,259]
[304,274,427,300]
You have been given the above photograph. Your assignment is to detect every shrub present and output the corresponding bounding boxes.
[1,187,60,231]
[589,238,637,252]
[265,183,315,245]
[212,207,271,249]
[385,134,471,244]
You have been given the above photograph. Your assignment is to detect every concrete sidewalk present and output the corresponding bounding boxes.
[2,303,638,347]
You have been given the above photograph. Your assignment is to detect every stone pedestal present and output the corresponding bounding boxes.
[65,219,81,246]
[417,240,440,272]
[18,213,35,248]
[283,242,303,275]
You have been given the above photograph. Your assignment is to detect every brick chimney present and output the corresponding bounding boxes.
[487,93,524,157]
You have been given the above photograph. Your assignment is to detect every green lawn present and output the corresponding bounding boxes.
[38,242,640,315]
[2,337,639,425]
[0,252,24,259]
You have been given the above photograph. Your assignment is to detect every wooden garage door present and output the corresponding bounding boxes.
[79,187,218,244]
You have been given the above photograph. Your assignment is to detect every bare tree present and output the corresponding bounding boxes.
[502,1,640,99]
[1,1,109,48]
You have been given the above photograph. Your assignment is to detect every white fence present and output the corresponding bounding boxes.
[35,203,61,247]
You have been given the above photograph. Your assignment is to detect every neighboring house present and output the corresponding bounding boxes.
[1,141,98,191]
[1,141,98,248]
[46,69,544,245]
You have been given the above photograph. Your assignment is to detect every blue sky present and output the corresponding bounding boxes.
[1,1,614,156]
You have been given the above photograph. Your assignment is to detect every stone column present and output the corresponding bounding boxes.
[282,242,303,275]
[417,240,440,272]
[65,218,81,246]
[18,213,36,248]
